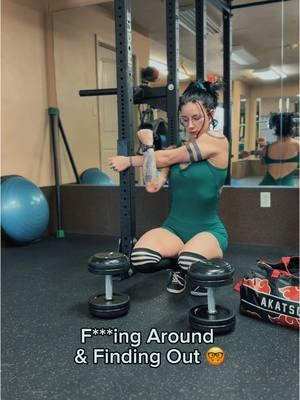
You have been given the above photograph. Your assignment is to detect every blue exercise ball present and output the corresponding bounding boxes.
[80,168,114,185]
[1,176,49,243]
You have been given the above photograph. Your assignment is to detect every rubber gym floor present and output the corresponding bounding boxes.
[2,234,299,400]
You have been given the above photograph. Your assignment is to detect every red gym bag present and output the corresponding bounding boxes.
[234,256,300,329]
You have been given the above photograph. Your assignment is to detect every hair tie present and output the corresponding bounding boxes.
[197,82,206,92]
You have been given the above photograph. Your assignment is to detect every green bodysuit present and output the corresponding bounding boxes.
[259,145,299,186]
[162,160,228,251]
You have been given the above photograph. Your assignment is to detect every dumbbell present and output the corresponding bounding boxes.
[187,259,235,334]
[88,252,130,318]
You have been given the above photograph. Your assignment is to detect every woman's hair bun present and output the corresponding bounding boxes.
[269,112,295,137]
[183,80,221,98]
[181,80,221,111]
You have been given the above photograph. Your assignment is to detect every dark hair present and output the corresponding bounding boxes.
[269,112,295,137]
[179,80,222,128]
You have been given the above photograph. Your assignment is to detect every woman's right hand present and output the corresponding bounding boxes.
[108,156,130,172]
[137,129,154,145]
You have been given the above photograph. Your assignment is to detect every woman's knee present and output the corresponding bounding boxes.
[133,228,184,258]
[134,228,166,251]
[179,232,224,261]
[130,227,184,272]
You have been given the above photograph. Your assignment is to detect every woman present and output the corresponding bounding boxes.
[109,81,229,295]
[259,112,299,186]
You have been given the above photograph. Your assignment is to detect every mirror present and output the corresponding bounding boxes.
[230,0,299,187]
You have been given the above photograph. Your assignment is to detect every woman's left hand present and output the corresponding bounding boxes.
[108,156,130,172]
[137,129,154,145]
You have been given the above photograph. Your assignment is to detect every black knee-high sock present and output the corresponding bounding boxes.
[131,248,177,273]
[131,248,162,272]
[178,252,207,271]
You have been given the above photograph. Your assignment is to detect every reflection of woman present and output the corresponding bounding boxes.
[109,81,229,295]
[259,113,299,186]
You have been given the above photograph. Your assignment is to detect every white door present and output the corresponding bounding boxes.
[96,41,119,184]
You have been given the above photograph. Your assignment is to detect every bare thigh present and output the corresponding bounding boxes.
[134,228,184,258]
[180,232,223,259]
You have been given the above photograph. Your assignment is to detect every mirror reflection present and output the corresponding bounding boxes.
[231,0,299,186]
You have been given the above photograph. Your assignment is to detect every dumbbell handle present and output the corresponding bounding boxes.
[105,275,113,301]
[207,288,217,314]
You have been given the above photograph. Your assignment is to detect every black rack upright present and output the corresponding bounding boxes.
[114,0,136,255]
[196,0,207,81]
[223,2,232,184]
[166,0,180,146]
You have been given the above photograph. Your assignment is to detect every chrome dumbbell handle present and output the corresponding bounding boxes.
[105,275,113,301]
[207,288,217,314]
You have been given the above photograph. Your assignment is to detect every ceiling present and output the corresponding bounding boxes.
[100,0,299,85]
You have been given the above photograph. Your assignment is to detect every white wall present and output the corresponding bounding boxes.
[2,0,52,186]
[2,1,151,185]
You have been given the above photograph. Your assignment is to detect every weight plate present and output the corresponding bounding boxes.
[188,260,235,287]
[88,293,130,318]
[89,303,129,318]
[88,252,130,275]
[89,293,129,309]
[189,305,235,333]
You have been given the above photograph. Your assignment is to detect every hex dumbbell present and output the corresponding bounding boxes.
[88,252,130,318]
[187,259,236,334]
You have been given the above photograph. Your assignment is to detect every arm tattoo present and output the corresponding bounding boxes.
[185,143,195,162]
[145,153,153,183]
[144,149,159,184]
[185,142,203,162]
[191,141,203,161]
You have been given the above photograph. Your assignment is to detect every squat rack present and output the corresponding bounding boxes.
[80,0,232,256]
